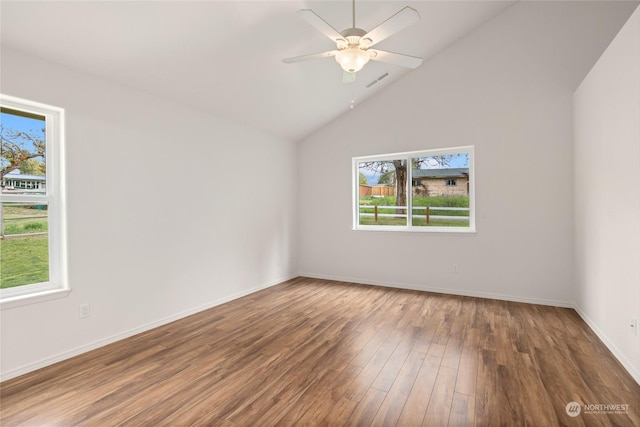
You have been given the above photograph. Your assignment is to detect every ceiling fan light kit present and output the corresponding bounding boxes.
[336,47,370,73]
[283,0,424,82]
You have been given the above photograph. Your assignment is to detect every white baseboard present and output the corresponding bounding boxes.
[0,274,296,382]
[299,272,575,308]
[573,305,640,385]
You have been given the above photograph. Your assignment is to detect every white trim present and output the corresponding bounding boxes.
[354,145,473,163]
[0,94,68,304]
[353,146,475,233]
[573,305,640,385]
[353,226,477,234]
[0,274,296,382]
[0,287,71,310]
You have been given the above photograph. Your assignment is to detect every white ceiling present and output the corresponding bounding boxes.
[0,1,515,141]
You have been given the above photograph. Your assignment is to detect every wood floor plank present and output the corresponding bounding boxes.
[287,364,362,425]
[370,326,420,392]
[474,349,502,427]
[422,366,458,426]
[441,337,464,370]
[320,397,359,425]
[448,391,475,427]
[455,327,480,396]
[343,328,403,402]
[370,350,424,426]
[513,352,558,427]
[344,387,387,427]
[1,277,638,427]
[395,343,444,426]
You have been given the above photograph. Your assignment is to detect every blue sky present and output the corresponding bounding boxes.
[1,111,46,171]
[0,111,45,135]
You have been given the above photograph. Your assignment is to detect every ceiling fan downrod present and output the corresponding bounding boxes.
[352,0,356,29]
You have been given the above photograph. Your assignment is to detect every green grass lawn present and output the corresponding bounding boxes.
[1,205,50,288]
[0,235,50,288]
[359,195,469,208]
[3,205,48,235]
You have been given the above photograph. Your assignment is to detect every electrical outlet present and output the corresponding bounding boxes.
[79,304,90,319]
[631,317,638,336]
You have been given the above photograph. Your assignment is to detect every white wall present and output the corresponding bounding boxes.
[298,1,635,306]
[0,47,298,379]
[574,7,640,382]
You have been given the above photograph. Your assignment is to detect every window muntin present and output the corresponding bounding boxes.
[1,95,67,306]
[353,147,474,232]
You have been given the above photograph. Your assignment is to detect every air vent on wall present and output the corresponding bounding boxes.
[366,72,390,88]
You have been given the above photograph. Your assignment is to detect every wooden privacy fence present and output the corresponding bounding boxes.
[359,205,469,224]
[359,185,395,197]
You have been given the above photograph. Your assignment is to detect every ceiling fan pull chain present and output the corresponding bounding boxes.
[350,84,355,109]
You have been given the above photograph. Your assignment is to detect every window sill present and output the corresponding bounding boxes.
[0,288,71,310]
[353,226,476,234]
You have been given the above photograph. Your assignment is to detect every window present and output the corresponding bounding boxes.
[1,95,68,308]
[353,146,475,232]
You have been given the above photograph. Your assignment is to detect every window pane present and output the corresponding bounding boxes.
[1,203,50,288]
[358,159,407,226]
[411,153,470,227]
[1,108,47,195]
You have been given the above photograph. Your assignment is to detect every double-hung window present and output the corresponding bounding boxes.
[1,95,68,308]
[353,146,475,232]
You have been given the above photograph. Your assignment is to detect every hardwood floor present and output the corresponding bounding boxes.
[1,277,639,426]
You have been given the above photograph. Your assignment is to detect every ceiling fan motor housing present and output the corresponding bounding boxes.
[338,28,372,48]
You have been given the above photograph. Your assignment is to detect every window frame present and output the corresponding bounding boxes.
[1,95,69,309]
[353,146,475,233]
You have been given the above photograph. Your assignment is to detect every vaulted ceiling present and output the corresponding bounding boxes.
[0,1,516,141]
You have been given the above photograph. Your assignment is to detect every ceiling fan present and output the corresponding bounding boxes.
[283,0,424,83]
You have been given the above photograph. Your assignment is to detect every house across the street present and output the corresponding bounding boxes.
[412,168,469,197]
[1,169,46,192]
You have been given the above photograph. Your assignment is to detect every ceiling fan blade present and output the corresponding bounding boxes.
[369,49,423,69]
[343,71,356,84]
[298,9,346,44]
[283,50,339,64]
[361,7,420,48]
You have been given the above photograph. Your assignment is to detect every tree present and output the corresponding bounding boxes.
[0,125,46,180]
[359,155,463,209]
[392,160,407,210]
[14,158,45,176]
[358,172,368,185]
[377,170,394,185]
[359,160,407,213]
